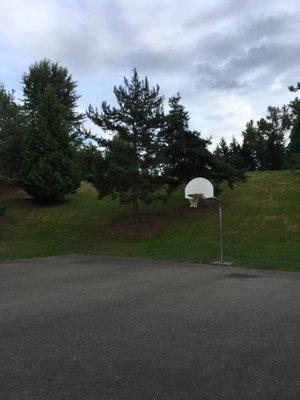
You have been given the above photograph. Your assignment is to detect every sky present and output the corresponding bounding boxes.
[0,0,299,147]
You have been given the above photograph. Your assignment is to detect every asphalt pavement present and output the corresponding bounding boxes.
[0,255,299,400]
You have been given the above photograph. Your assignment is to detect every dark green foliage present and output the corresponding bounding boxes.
[240,120,261,170]
[237,85,300,171]
[161,95,245,193]
[87,69,165,222]
[288,82,300,92]
[213,136,246,189]
[228,137,245,170]
[214,137,230,163]
[159,94,212,184]
[239,107,289,171]
[77,144,104,182]
[289,107,300,154]
[287,97,300,168]
[0,84,24,181]
[286,84,300,168]
[165,129,212,183]
[20,59,84,203]
[256,106,287,170]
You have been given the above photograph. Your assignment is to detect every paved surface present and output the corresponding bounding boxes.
[0,255,299,400]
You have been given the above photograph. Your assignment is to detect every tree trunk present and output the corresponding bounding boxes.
[132,195,142,224]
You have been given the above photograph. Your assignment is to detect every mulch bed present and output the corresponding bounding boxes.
[177,201,216,217]
[105,214,169,237]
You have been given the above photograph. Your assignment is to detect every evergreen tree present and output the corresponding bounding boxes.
[256,106,287,170]
[240,108,288,172]
[161,95,245,192]
[159,94,212,184]
[240,120,261,170]
[87,69,165,223]
[228,137,244,170]
[288,82,300,92]
[214,137,230,163]
[287,84,300,168]
[20,59,83,203]
[213,137,246,189]
[289,98,300,154]
[77,144,104,182]
[0,84,24,181]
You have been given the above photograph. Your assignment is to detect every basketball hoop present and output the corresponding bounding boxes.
[185,178,214,206]
[187,193,205,208]
[184,177,231,265]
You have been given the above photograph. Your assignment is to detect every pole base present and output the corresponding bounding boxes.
[211,261,232,266]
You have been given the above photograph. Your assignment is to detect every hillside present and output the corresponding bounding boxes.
[0,170,299,271]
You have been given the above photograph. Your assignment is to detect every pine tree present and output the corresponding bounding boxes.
[240,120,261,170]
[20,59,83,203]
[214,137,230,163]
[289,98,300,154]
[213,137,246,189]
[161,95,245,192]
[287,86,300,168]
[257,107,287,170]
[77,144,104,182]
[228,137,244,169]
[0,84,24,181]
[87,69,165,223]
[159,94,212,184]
[288,82,300,92]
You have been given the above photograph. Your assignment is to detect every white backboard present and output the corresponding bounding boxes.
[185,178,214,203]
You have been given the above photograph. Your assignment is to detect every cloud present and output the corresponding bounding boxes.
[0,0,299,145]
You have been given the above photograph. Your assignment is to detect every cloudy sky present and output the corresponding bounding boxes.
[1,0,299,146]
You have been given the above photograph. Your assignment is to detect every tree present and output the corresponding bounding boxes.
[20,59,84,203]
[228,137,244,170]
[256,106,287,170]
[288,82,300,92]
[240,120,262,170]
[159,94,212,185]
[287,84,300,168]
[87,69,165,223]
[213,137,246,190]
[77,143,104,182]
[0,84,24,181]
[214,137,230,163]
[288,98,300,154]
[240,106,289,172]
[161,95,245,192]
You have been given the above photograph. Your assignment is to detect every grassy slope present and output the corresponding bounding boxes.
[0,170,299,270]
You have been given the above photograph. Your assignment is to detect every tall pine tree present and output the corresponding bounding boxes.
[214,137,230,163]
[87,69,165,223]
[159,94,212,184]
[228,137,244,170]
[287,84,300,168]
[289,98,300,154]
[0,84,24,182]
[256,106,287,170]
[20,59,83,203]
[240,120,261,170]
[161,95,245,192]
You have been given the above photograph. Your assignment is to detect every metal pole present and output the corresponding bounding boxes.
[212,197,223,263]
[218,201,223,263]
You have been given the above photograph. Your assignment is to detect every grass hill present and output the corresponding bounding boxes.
[0,170,299,271]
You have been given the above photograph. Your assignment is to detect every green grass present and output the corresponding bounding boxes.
[0,170,299,271]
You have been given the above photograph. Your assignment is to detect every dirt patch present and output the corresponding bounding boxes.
[0,182,26,198]
[177,202,216,218]
[105,214,169,237]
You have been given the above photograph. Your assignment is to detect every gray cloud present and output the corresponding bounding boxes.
[190,9,300,92]
[0,0,299,144]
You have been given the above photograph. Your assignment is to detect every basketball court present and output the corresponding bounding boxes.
[1,255,299,399]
